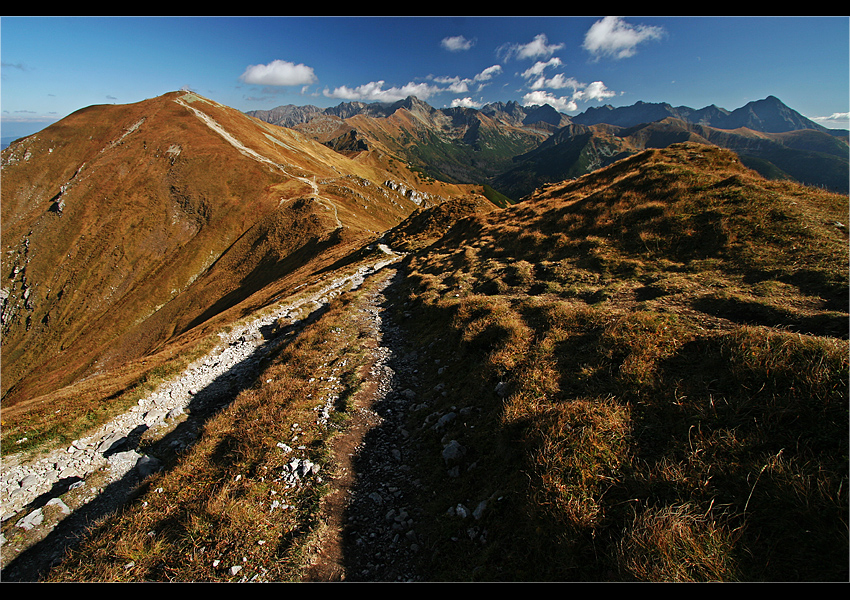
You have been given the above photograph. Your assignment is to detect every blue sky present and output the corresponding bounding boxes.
[2,16,848,140]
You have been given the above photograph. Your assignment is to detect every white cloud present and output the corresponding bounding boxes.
[521,58,563,80]
[449,80,471,94]
[522,80,617,112]
[430,65,503,99]
[474,65,502,82]
[323,80,442,103]
[812,111,850,129]
[583,16,665,60]
[520,60,617,102]
[436,65,502,88]
[522,91,578,113]
[239,59,317,86]
[530,73,582,91]
[501,34,564,61]
[572,81,617,101]
[434,76,471,94]
[323,64,502,106]
[441,35,475,52]
[450,97,482,109]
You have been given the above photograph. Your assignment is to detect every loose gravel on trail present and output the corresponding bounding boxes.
[1,254,408,581]
[304,265,429,582]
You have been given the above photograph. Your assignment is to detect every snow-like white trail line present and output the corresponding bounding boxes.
[174,95,342,228]
[0,255,402,521]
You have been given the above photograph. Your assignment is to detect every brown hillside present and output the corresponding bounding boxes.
[0,91,472,408]
[435,143,848,320]
[382,194,498,252]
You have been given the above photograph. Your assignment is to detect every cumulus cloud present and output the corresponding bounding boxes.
[572,81,617,101]
[451,97,483,109]
[522,91,578,113]
[434,77,472,94]
[500,34,564,61]
[239,59,317,86]
[432,65,503,98]
[529,73,582,91]
[474,65,502,82]
[521,58,563,80]
[441,35,475,52]
[583,16,665,60]
[323,80,442,103]
[522,80,617,112]
[434,76,471,94]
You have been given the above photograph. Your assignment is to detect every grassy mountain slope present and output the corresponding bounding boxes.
[388,142,848,580]
[30,142,848,582]
[0,90,484,414]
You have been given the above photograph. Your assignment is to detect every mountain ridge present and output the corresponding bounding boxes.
[0,90,490,407]
[247,94,848,198]
[248,93,847,137]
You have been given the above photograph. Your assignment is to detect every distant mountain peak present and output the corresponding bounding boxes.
[572,95,831,134]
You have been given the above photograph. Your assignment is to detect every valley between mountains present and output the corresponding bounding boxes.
[0,91,847,582]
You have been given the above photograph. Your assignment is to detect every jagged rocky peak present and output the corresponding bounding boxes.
[393,95,434,112]
[521,103,572,127]
[245,104,325,128]
[480,100,571,129]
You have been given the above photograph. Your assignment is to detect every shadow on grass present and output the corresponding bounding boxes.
[693,294,849,338]
[626,334,849,581]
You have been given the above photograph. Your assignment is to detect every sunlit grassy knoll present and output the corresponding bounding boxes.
[379,143,848,580]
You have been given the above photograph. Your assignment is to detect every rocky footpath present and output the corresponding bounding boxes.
[306,265,502,582]
[302,265,427,581]
[2,246,501,581]
[0,254,401,581]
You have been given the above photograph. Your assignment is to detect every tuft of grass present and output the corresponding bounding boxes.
[618,502,740,582]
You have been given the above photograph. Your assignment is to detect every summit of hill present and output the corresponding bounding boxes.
[0,90,491,409]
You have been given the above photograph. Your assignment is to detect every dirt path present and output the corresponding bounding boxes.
[302,264,428,581]
[176,93,343,229]
[1,255,406,581]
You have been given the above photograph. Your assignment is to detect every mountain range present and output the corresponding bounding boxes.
[570,95,842,133]
[247,94,849,197]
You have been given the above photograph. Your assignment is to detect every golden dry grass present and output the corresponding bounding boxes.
[43,272,391,582]
[11,142,848,582]
[381,143,848,580]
